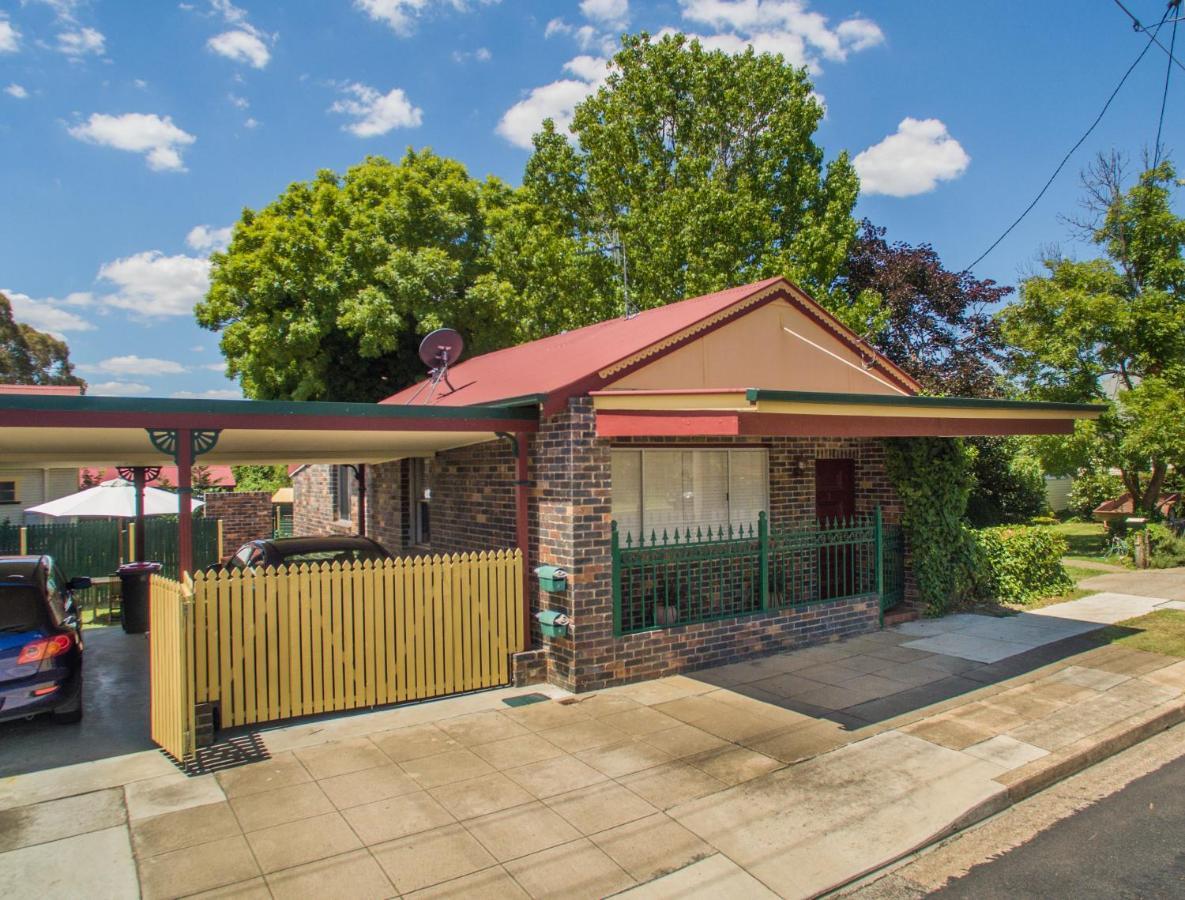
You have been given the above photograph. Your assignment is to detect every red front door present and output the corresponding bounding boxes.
[816,459,856,598]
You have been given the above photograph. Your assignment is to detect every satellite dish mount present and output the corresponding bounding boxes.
[406,328,465,404]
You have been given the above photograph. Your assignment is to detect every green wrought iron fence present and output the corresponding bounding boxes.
[881,523,906,612]
[611,520,765,634]
[612,508,906,635]
[145,516,221,580]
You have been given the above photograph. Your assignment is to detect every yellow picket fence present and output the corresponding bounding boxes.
[189,550,524,728]
[149,573,196,761]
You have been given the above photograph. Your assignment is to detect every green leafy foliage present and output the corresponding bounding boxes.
[1002,159,1185,514]
[969,526,1073,604]
[196,151,513,401]
[884,437,978,615]
[494,32,867,331]
[1067,471,1125,520]
[965,437,1049,527]
[1146,523,1185,568]
[0,292,85,388]
[231,465,291,493]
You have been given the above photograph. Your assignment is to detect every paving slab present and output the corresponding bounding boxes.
[0,824,139,900]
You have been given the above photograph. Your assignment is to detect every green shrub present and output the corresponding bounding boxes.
[885,437,978,616]
[965,437,1049,527]
[1067,471,1124,520]
[1146,523,1185,568]
[970,526,1073,604]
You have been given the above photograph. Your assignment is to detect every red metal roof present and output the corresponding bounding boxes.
[382,276,916,413]
[0,384,83,396]
[81,465,237,489]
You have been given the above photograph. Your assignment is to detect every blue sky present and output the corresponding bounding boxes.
[1,0,1181,399]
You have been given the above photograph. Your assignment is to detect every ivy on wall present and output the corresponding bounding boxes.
[884,437,978,615]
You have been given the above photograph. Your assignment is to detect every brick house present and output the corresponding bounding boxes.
[291,276,1099,692]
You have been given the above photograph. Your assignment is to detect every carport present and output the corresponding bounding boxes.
[0,393,538,581]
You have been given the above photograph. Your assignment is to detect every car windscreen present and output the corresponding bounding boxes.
[280,549,385,567]
[0,583,46,632]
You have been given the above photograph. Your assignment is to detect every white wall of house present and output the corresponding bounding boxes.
[0,468,79,525]
[1045,475,1074,513]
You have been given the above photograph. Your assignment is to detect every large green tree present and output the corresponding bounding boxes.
[475,32,865,340]
[196,150,512,401]
[1001,157,1185,514]
[0,292,85,388]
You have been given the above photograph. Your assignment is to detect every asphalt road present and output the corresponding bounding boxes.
[0,626,152,777]
[932,751,1185,899]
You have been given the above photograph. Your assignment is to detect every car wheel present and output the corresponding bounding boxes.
[52,682,83,724]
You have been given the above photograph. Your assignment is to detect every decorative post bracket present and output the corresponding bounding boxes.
[147,429,222,464]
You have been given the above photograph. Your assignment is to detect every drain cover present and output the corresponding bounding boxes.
[502,692,550,708]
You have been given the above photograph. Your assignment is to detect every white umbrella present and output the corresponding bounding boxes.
[25,478,205,519]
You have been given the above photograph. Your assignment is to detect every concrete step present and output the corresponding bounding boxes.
[883,607,921,627]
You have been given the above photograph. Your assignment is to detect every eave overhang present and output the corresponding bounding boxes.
[591,389,1105,439]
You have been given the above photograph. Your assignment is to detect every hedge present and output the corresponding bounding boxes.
[971,525,1073,604]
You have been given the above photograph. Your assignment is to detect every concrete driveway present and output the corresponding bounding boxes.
[0,626,152,778]
[1077,567,1185,602]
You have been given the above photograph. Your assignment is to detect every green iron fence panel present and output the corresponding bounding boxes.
[613,510,899,635]
[881,523,906,611]
[145,515,220,580]
[612,519,765,635]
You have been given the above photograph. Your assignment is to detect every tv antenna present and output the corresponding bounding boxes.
[609,230,636,319]
[405,328,464,404]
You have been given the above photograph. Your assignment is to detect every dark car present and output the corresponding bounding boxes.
[210,535,394,573]
[0,556,88,724]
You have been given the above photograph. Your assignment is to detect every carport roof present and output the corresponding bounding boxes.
[0,394,538,467]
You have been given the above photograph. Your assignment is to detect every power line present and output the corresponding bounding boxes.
[1112,0,1185,74]
[1154,13,1179,164]
[964,7,1170,272]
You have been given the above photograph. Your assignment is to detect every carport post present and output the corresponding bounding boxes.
[357,464,367,538]
[132,466,147,561]
[176,429,194,576]
[515,431,531,649]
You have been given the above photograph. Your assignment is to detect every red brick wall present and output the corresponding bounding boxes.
[430,441,518,556]
[528,398,906,692]
[202,491,273,559]
[291,462,404,553]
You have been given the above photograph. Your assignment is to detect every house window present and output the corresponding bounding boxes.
[611,449,768,543]
[408,458,431,546]
[0,481,15,505]
[333,466,354,523]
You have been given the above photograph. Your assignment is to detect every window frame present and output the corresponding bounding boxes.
[0,480,16,505]
[610,447,769,543]
[407,458,431,547]
[333,465,354,524]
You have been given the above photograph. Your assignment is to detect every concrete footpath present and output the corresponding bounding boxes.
[2,584,1185,899]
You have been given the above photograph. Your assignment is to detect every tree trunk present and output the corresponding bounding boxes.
[1138,460,1168,517]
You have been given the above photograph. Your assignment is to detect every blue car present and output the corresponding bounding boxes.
[0,556,87,724]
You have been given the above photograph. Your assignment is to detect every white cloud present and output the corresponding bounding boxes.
[26,0,84,21]
[496,56,609,149]
[68,112,196,172]
[57,27,105,57]
[172,388,241,400]
[5,84,28,99]
[0,18,19,53]
[133,78,149,89]
[2,288,95,338]
[186,224,233,253]
[330,83,422,137]
[97,251,211,316]
[677,0,883,70]
[201,362,227,371]
[243,116,259,128]
[87,355,187,376]
[353,0,499,36]
[228,93,249,109]
[580,0,629,29]
[208,29,270,68]
[544,18,572,38]
[452,46,491,63]
[853,117,970,197]
[88,381,151,396]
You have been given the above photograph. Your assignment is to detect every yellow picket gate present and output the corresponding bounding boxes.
[149,574,196,761]
[189,549,524,729]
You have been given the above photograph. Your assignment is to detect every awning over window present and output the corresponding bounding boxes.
[591,389,1104,438]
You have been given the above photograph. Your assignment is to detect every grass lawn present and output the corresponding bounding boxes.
[1046,520,1121,566]
[1092,609,1185,657]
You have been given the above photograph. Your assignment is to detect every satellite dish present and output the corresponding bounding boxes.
[419,328,464,368]
[406,328,465,404]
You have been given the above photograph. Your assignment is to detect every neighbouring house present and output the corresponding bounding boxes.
[81,464,237,491]
[1044,475,1074,513]
[0,384,84,525]
[287,276,1101,693]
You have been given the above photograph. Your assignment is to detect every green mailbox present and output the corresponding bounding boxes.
[535,565,568,592]
[536,609,570,639]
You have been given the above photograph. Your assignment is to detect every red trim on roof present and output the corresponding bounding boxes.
[0,384,83,396]
[382,277,920,413]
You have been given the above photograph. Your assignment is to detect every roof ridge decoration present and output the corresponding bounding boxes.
[596,279,921,395]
